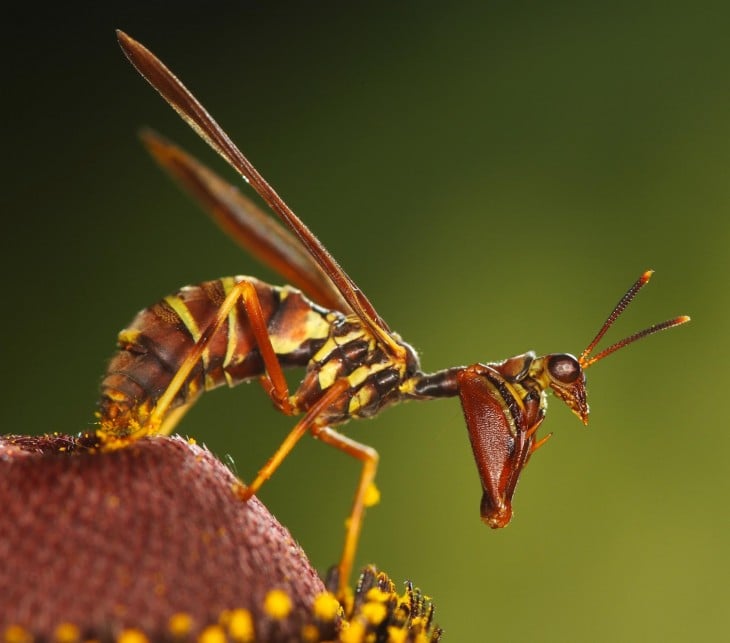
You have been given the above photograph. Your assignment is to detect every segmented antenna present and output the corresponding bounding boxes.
[578,270,690,369]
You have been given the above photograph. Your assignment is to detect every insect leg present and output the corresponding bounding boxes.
[148,279,292,434]
[158,401,194,436]
[238,379,350,501]
[237,377,376,596]
[313,425,379,597]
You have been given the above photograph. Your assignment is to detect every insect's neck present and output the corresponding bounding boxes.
[399,367,463,400]
[400,351,544,402]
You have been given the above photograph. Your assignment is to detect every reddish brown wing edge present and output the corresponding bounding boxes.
[117,30,405,361]
[140,129,350,313]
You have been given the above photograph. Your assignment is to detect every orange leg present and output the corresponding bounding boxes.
[238,377,378,596]
[149,279,292,434]
[238,379,350,501]
[147,280,376,595]
[314,425,379,598]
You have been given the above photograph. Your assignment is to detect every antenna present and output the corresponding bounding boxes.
[578,270,690,369]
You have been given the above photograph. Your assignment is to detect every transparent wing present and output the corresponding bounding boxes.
[117,30,405,360]
[141,129,349,312]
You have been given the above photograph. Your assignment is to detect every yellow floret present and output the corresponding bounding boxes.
[198,625,226,643]
[167,613,193,637]
[264,589,292,620]
[361,601,387,625]
[339,620,365,643]
[4,625,32,643]
[54,623,80,643]
[117,629,149,643]
[227,609,254,642]
[313,592,341,621]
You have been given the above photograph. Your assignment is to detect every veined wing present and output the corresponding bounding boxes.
[117,30,405,361]
[140,129,349,312]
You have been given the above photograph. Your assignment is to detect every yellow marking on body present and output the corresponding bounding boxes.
[486,377,520,436]
[164,294,202,341]
[263,589,292,619]
[204,372,216,390]
[117,328,142,346]
[502,378,528,414]
[103,389,129,403]
[164,293,213,380]
[221,277,240,386]
[311,328,367,364]
[318,359,342,390]
[269,308,331,356]
[346,362,388,389]
[398,377,418,397]
[348,384,374,415]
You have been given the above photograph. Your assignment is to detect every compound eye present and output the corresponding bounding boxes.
[547,354,581,384]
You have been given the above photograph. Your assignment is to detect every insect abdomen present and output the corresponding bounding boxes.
[98,276,333,436]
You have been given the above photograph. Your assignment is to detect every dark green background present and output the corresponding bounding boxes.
[2,3,726,641]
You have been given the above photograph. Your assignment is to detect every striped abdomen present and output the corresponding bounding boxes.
[99,276,335,436]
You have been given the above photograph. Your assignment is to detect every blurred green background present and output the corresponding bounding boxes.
[2,3,726,641]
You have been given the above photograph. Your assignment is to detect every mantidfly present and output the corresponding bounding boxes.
[100,31,690,594]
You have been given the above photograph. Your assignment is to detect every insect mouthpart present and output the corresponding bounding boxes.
[545,353,589,425]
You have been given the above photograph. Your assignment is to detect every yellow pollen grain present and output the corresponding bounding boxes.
[361,601,387,625]
[227,609,254,642]
[264,589,292,620]
[365,587,391,603]
[339,620,365,643]
[387,626,408,643]
[198,625,226,643]
[168,613,193,637]
[363,482,380,508]
[3,626,32,643]
[300,624,319,642]
[54,622,80,642]
[117,629,149,643]
[313,591,341,621]
[231,480,248,500]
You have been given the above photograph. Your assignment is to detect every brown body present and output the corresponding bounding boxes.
[107,31,690,595]
[101,276,422,439]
